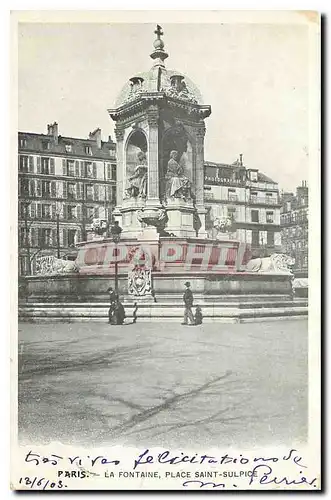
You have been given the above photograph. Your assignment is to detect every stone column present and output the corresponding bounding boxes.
[146,105,160,205]
[194,125,207,237]
[195,125,206,206]
[114,127,125,209]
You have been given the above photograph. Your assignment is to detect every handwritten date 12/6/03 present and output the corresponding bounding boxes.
[18,477,68,490]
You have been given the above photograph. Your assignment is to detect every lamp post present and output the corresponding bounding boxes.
[110,221,122,296]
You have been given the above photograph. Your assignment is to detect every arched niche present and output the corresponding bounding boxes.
[125,129,148,181]
[160,125,193,200]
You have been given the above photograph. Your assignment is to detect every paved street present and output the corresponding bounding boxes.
[18,320,307,449]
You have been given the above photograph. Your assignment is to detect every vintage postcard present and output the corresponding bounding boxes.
[11,10,321,491]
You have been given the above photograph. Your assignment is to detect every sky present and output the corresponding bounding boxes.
[17,19,311,192]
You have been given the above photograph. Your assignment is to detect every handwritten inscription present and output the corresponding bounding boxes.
[19,477,67,490]
[133,448,307,470]
[19,448,318,490]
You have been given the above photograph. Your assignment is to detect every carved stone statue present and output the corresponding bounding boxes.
[36,256,79,276]
[246,254,295,274]
[91,218,108,237]
[165,150,193,201]
[125,151,147,199]
[213,216,233,233]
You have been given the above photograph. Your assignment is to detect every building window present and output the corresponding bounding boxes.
[68,183,76,200]
[111,164,117,180]
[19,227,29,247]
[266,211,274,223]
[85,162,93,178]
[250,171,258,182]
[40,228,51,247]
[251,210,259,223]
[19,156,29,172]
[19,138,27,148]
[65,144,72,153]
[68,229,76,247]
[111,185,116,202]
[252,229,259,246]
[41,180,51,198]
[85,145,92,155]
[228,189,237,202]
[86,184,93,201]
[85,206,94,221]
[67,160,75,177]
[67,205,76,220]
[42,141,50,150]
[227,207,236,221]
[20,178,30,196]
[41,157,50,175]
[267,231,274,246]
[42,204,51,219]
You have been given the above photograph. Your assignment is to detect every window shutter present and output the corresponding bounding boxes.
[63,228,68,247]
[76,204,82,221]
[30,202,36,218]
[37,204,42,219]
[107,164,111,180]
[76,229,81,243]
[29,156,34,173]
[62,159,67,176]
[76,182,82,200]
[94,207,99,218]
[75,160,80,177]
[93,162,97,178]
[94,184,99,201]
[52,204,56,219]
[52,229,57,247]
[29,179,35,196]
[18,179,22,196]
[112,185,116,202]
[38,229,43,247]
[107,185,111,201]
[50,158,55,174]
[36,180,42,197]
[37,157,41,173]
[62,204,67,220]
[51,181,57,198]
[30,228,36,247]
[80,161,85,178]
[63,181,68,199]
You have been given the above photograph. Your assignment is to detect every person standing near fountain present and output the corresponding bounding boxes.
[182,281,195,325]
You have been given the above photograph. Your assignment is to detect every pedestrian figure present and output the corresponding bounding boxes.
[107,286,116,324]
[151,289,157,303]
[195,305,203,325]
[181,281,195,325]
[132,302,138,324]
[111,297,126,325]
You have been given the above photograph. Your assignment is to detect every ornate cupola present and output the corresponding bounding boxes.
[108,25,211,239]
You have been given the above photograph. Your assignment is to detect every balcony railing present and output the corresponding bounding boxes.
[249,196,280,205]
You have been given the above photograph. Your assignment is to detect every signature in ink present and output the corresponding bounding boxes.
[249,465,318,488]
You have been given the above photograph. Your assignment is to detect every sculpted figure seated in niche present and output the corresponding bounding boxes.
[165,150,194,202]
[125,151,147,199]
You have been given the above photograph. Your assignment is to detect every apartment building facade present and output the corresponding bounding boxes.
[18,123,117,276]
[280,181,308,276]
[204,157,282,257]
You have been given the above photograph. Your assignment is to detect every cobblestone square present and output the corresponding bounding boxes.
[18,320,307,449]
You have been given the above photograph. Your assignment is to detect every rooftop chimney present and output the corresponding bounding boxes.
[89,128,102,149]
[47,122,58,145]
[239,153,243,166]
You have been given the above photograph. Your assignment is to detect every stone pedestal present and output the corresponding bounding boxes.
[165,200,196,238]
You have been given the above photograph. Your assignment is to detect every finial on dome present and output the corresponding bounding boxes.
[150,24,168,67]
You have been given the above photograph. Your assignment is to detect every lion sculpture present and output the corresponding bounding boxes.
[36,256,79,276]
[246,253,295,274]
